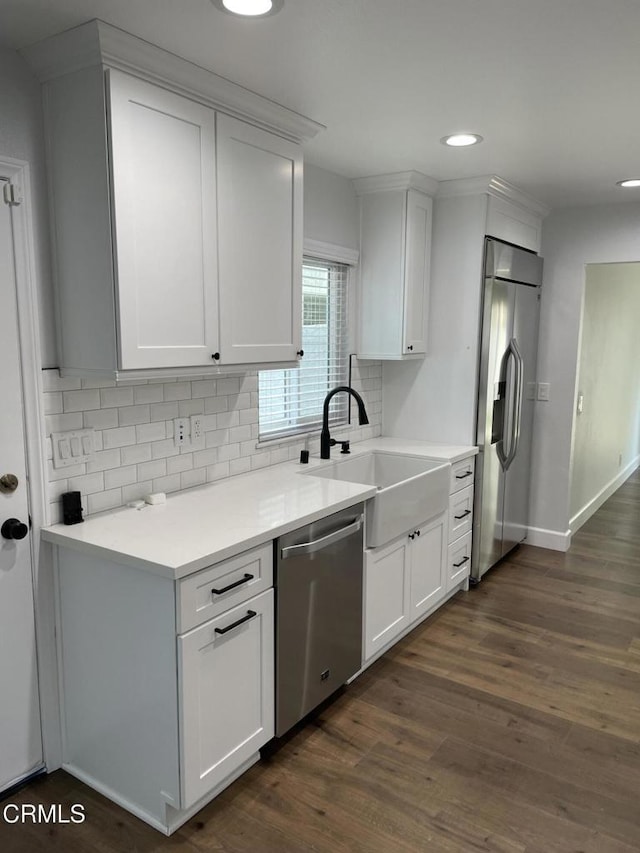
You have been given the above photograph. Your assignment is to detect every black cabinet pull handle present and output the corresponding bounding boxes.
[453,555,470,568]
[415,529,421,536]
[455,470,473,479]
[407,345,413,351]
[211,573,254,595]
[408,533,415,540]
[215,610,257,635]
[297,349,304,357]
[454,509,472,520]
[211,352,220,360]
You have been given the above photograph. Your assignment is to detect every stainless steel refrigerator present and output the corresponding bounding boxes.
[472,237,543,582]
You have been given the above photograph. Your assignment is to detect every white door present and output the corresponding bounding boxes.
[402,189,432,355]
[217,115,302,365]
[0,181,43,791]
[409,512,447,620]
[107,69,219,370]
[363,536,410,662]
[178,589,274,808]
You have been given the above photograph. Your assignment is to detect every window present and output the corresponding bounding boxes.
[258,258,350,439]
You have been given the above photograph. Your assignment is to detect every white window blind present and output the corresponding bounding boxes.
[258,258,350,439]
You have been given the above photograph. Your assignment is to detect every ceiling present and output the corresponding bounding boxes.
[1,0,639,209]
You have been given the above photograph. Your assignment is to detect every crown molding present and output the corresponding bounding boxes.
[303,239,359,266]
[436,174,550,217]
[21,19,324,144]
[353,171,439,197]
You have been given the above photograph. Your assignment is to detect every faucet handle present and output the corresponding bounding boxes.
[339,441,350,454]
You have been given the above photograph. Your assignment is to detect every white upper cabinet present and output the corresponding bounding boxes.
[354,173,436,360]
[26,20,318,378]
[403,189,432,354]
[108,71,218,370]
[216,116,302,365]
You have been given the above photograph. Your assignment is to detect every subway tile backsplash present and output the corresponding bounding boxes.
[42,364,382,523]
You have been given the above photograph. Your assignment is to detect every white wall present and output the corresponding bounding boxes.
[570,262,640,521]
[303,163,359,250]
[530,202,640,543]
[0,48,56,367]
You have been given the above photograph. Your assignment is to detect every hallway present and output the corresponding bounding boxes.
[3,470,640,852]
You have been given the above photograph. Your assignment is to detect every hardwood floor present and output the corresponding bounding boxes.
[3,471,640,852]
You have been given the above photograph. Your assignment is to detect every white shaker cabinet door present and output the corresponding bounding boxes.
[108,69,218,369]
[403,189,432,355]
[364,536,410,662]
[178,589,274,809]
[216,115,302,365]
[408,511,447,620]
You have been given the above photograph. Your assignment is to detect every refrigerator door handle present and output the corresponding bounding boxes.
[495,344,511,470]
[503,338,524,471]
[495,338,523,471]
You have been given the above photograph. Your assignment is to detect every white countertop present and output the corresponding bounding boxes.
[357,437,477,464]
[41,437,476,579]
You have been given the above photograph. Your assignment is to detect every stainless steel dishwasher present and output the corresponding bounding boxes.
[275,504,364,737]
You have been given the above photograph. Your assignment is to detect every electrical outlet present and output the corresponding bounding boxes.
[174,417,188,447]
[190,415,204,450]
[191,415,203,441]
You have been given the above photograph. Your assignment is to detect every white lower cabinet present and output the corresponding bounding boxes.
[364,510,447,663]
[179,589,274,808]
[55,543,275,835]
[447,454,475,591]
[363,536,410,660]
[408,513,447,621]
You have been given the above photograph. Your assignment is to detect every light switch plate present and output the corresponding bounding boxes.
[52,428,96,468]
[537,382,551,402]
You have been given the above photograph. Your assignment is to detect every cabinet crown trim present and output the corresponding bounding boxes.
[21,19,324,144]
[436,174,550,218]
[353,171,439,197]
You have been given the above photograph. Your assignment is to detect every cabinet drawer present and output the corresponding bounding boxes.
[449,485,473,542]
[177,543,273,633]
[447,531,472,590]
[450,456,475,493]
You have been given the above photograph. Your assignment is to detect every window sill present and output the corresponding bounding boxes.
[255,423,351,450]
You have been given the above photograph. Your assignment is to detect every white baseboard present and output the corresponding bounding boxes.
[570,455,640,535]
[525,527,572,552]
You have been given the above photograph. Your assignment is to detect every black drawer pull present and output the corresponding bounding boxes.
[453,555,470,568]
[455,470,473,480]
[454,509,472,520]
[211,573,254,595]
[215,610,257,635]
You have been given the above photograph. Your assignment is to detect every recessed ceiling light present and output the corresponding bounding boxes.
[210,0,283,16]
[617,178,640,188]
[440,133,483,147]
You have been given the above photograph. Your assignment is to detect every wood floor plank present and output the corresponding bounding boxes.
[3,466,640,851]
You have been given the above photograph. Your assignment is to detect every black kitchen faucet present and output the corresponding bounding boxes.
[320,386,369,459]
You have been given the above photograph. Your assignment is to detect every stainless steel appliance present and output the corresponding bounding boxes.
[472,238,543,582]
[275,504,364,736]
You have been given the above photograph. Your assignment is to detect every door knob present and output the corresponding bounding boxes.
[1,518,29,540]
[0,474,19,493]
